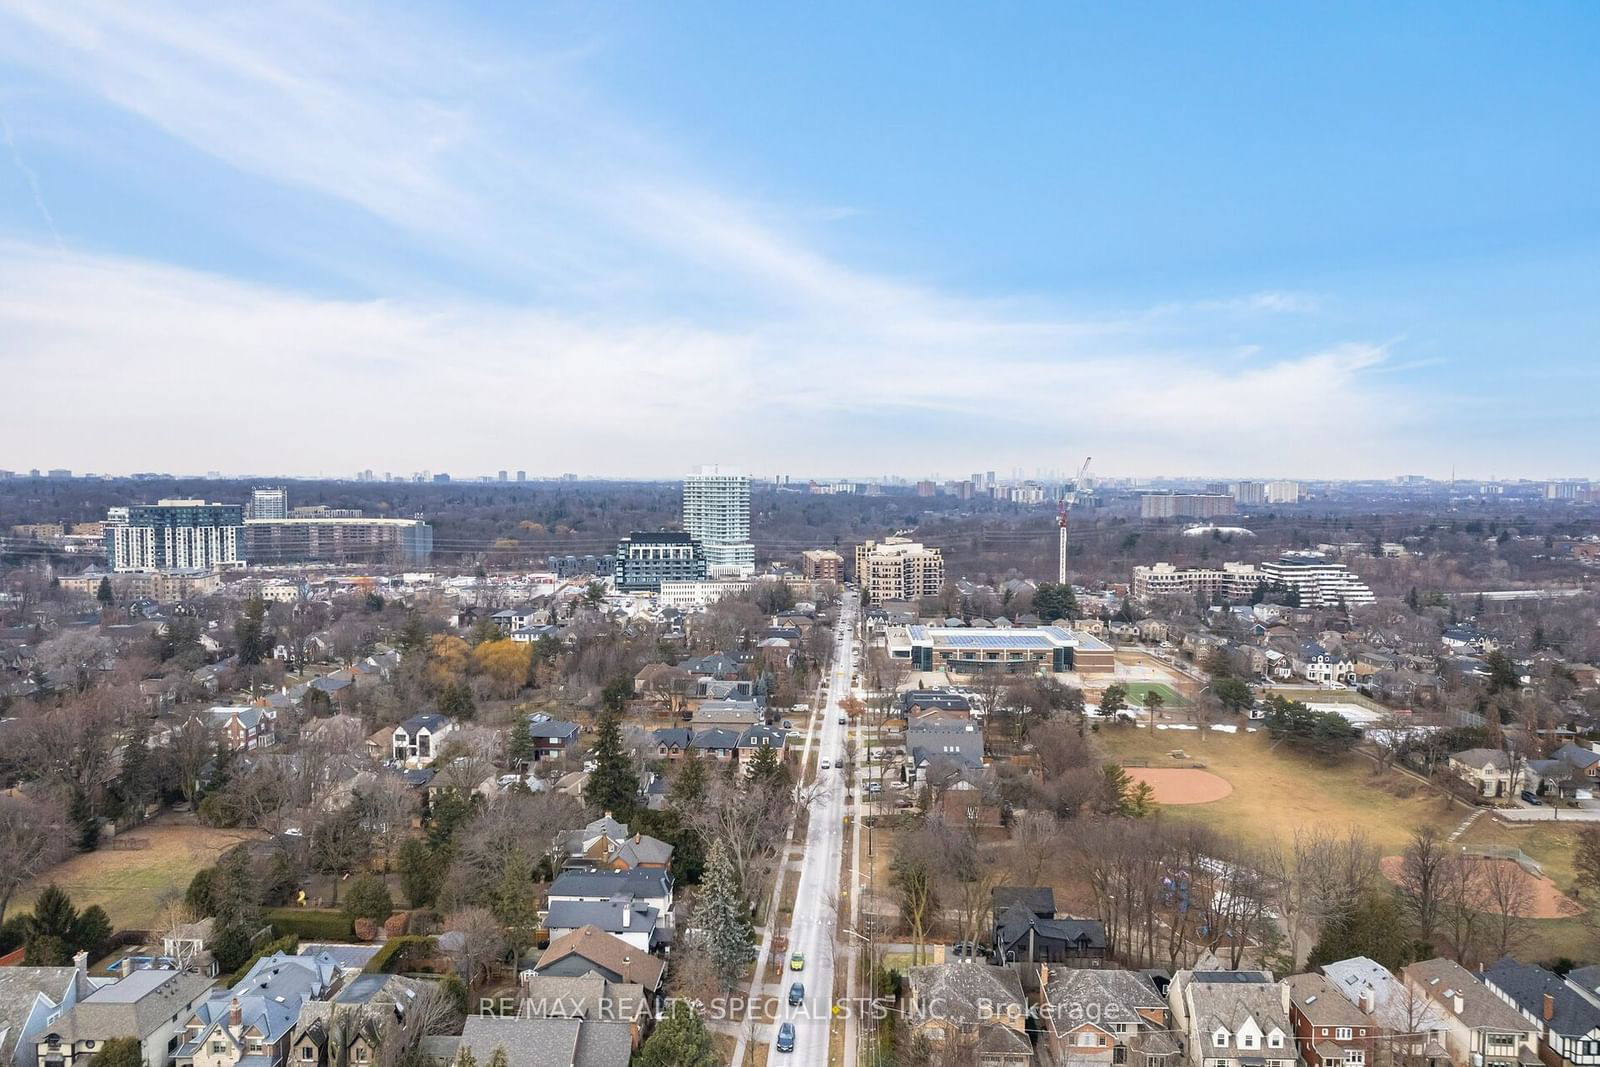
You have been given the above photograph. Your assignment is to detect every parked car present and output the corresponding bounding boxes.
[866,781,882,794]
[788,981,805,1006]
[1521,790,1543,805]
[777,1023,796,1053]
[951,940,981,958]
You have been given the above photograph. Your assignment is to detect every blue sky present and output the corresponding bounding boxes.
[0,2,1595,480]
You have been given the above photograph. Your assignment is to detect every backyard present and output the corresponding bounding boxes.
[14,816,259,930]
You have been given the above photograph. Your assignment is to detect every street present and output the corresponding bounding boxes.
[766,587,859,1067]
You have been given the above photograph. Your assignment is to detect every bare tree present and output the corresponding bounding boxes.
[1440,851,1488,964]
[0,794,68,924]
[1397,825,1449,951]
[444,907,509,988]
[1479,858,1533,960]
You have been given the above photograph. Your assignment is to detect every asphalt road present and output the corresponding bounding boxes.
[768,588,859,1067]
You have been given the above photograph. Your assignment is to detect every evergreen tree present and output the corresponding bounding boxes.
[1142,689,1165,716]
[342,875,394,923]
[1484,650,1520,694]
[601,675,632,715]
[90,1038,143,1067]
[73,906,111,956]
[95,577,114,607]
[1100,683,1127,716]
[235,598,270,666]
[28,885,79,943]
[1033,582,1079,623]
[1406,587,1420,612]
[690,838,755,991]
[636,1002,716,1067]
[582,712,639,817]
[507,714,535,769]
[1307,886,1412,971]
[744,742,786,786]
[397,838,440,907]
[669,755,708,810]
[118,723,152,815]
[69,789,99,852]
[439,681,476,720]
[396,612,429,656]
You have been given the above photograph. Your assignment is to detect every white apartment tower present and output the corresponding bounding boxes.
[249,486,288,520]
[683,466,755,577]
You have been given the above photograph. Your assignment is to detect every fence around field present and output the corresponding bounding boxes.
[1462,845,1543,876]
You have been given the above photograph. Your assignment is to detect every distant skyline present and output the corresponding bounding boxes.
[1,3,1596,478]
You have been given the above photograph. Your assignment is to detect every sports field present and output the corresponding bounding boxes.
[1122,682,1186,707]
[14,819,257,930]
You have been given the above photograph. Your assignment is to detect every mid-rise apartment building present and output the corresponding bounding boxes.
[105,500,245,572]
[855,537,944,603]
[1266,480,1302,504]
[800,549,844,581]
[248,487,288,520]
[683,466,755,577]
[1133,553,1374,608]
[1132,561,1266,602]
[1231,482,1268,506]
[1139,493,1238,520]
[243,518,433,564]
[1259,551,1376,607]
[615,532,707,592]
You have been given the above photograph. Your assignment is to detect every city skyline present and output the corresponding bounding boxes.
[1,4,1597,477]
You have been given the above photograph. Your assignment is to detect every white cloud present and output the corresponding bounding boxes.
[0,2,1428,478]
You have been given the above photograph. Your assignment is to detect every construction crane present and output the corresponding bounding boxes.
[1057,456,1093,584]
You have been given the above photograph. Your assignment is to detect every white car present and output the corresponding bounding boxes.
[819,758,831,770]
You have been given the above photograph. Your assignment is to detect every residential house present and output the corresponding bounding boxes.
[1483,958,1600,1067]
[1168,970,1292,1067]
[545,903,664,951]
[1403,958,1540,1067]
[990,888,1106,966]
[900,965,1032,1067]
[1286,973,1379,1067]
[36,969,215,1067]
[455,1013,632,1067]
[532,927,665,999]
[905,721,984,784]
[0,965,96,1067]
[547,870,673,936]
[1040,968,1178,1067]
[391,714,453,768]
[1447,749,1527,800]
[523,715,580,764]
[1321,956,1446,1045]
[199,707,276,752]
[517,977,648,1047]
[174,952,342,1067]
[1368,670,1441,707]
[1293,642,1355,685]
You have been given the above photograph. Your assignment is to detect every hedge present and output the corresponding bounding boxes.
[263,908,353,942]
[364,935,434,974]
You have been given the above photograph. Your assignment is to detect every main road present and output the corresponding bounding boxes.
[766,587,860,1067]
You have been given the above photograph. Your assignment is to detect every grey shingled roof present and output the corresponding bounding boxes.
[905,964,1025,1027]
[458,1014,633,1067]
[49,970,215,1044]
[1484,958,1600,1037]
[1407,958,1532,1033]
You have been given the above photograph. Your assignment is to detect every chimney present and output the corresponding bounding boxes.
[1453,993,1465,1015]
[1544,993,1556,1022]
[229,997,242,1028]
[1358,990,1373,1014]
[72,950,88,975]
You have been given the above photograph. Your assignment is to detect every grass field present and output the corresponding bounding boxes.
[1096,724,1461,853]
[1122,682,1186,708]
[16,818,258,930]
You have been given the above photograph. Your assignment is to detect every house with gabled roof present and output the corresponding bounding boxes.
[1042,967,1177,1067]
[37,969,214,1067]
[532,927,664,996]
[174,952,342,1067]
[901,964,1031,1067]
[1403,957,1540,1067]
[391,714,453,767]
[1168,969,1292,1067]
[1484,958,1600,1067]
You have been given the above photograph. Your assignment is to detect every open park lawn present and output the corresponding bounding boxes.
[1095,724,1461,854]
[15,817,258,930]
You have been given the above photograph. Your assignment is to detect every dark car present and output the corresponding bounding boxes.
[1521,790,1543,805]
[951,940,981,958]
[788,981,805,1006]
[777,1023,796,1053]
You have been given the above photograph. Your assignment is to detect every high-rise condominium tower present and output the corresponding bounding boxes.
[683,465,755,577]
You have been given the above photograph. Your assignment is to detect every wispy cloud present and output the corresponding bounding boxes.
[0,1,1425,477]
[0,111,62,249]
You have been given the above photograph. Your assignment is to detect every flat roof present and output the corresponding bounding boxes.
[907,625,1111,652]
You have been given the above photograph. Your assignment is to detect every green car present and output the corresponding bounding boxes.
[789,952,805,971]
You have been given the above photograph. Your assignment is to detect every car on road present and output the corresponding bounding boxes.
[951,940,981,958]
[819,758,830,770]
[777,1023,796,1053]
[788,981,805,1006]
[789,952,805,971]
[1521,790,1543,805]
[837,715,847,725]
